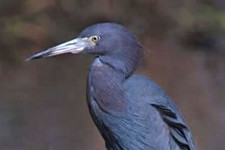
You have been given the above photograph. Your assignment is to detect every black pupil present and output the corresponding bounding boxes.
[93,37,97,41]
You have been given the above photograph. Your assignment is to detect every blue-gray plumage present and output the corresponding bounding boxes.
[26,23,197,150]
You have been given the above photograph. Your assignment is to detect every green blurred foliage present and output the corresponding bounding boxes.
[1,0,225,62]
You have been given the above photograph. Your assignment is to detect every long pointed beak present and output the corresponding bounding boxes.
[26,38,94,61]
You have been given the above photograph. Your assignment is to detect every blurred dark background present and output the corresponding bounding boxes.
[0,0,225,150]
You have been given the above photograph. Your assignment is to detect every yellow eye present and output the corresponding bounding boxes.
[90,35,100,43]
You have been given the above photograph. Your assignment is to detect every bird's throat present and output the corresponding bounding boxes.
[87,58,127,116]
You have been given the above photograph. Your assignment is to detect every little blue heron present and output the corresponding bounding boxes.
[27,23,197,150]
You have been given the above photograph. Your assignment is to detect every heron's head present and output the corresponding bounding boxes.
[26,23,143,73]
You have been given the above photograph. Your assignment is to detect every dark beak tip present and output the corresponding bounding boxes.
[25,50,50,61]
[25,55,37,61]
[25,54,43,62]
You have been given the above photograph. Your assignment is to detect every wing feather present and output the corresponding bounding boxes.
[151,101,197,150]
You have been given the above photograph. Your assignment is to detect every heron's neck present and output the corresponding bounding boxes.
[99,54,137,77]
[88,57,128,115]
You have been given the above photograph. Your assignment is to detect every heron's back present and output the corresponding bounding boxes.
[123,74,197,150]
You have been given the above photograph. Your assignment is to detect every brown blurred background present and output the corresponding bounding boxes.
[0,0,225,150]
